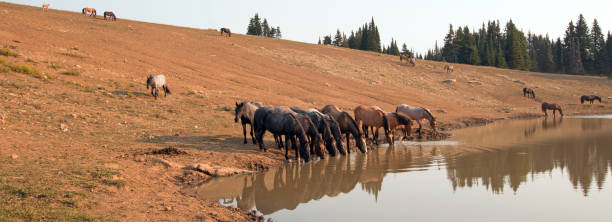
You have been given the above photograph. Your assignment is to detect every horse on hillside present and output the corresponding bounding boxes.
[580,95,601,104]
[395,104,437,138]
[104,11,116,21]
[146,74,171,99]
[444,65,454,73]
[82,8,96,17]
[235,101,263,144]
[320,105,367,153]
[274,107,326,159]
[523,87,535,99]
[291,107,343,156]
[354,105,388,145]
[382,112,412,147]
[541,102,563,118]
[220,28,231,37]
[253,107,311,162]
[42,4,50,11]
[400,54,416,67]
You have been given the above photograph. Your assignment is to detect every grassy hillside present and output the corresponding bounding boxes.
[1,2,611,221]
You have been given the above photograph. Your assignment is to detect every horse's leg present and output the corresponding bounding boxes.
[250,124,256,144]
[345,133,351,154]
[290,136,299,160]
[154,88,158,99]
[417,120,423,137]
[373,126,379,145]
[284,136,290,160]
[362,125,368,139]
[256,129,265,151]
[242,122,248,144]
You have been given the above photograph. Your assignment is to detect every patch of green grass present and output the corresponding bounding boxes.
[0,66,9,73]
[25,58,37,63]
[0,58,7,65]
[0,48,19,57]
[61,70,81,76]
[100,179,125,188]
[49,63,63,69]
[9,64,40,77]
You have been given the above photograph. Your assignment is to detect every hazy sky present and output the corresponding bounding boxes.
[5,0,611,53]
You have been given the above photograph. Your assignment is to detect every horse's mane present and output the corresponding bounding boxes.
[423,108,435,121]
[342,112,359,130]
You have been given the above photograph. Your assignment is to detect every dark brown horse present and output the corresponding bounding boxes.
[253,107,311,162]
[523,87,535,99]
[400,54,416,67]
[320,105,367,153]
[275,107,325,159]
[235,101,263,144]
[220,28,231,37]
[580,95,601,104]
[104,11,116,21]
[354,105,387,145]
[382,112,412,147]
[82,8,96,17]
[291,107,342,156]
[541,102,563,118]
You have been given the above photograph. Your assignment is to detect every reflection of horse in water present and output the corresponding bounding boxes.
[541,116,563,130]
[523,125,536,138]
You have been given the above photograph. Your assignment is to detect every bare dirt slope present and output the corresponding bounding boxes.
[1,2,611,221]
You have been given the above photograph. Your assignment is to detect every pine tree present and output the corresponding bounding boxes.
[333,29,343,46]
[504,20,530,70]
[401,43,409,55]
[442,24,456,62]
[607,32,612,76]
[591,19,607,74]
[269,27,277,38]
[275,26,281,38]
[262,19,270,37]
[323,35,332,45]
[553,38,564,73]
[342,33,349,47]
[575,14,592,72]
[318,37,321,45]
[253,14,262,36]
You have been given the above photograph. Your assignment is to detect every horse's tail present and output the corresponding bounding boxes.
[164,85,171,94]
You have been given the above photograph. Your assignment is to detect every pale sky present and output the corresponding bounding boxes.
[5,0,611,54]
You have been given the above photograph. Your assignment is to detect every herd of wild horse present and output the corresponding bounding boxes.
[522,87,602,118]
[41,4,116,21]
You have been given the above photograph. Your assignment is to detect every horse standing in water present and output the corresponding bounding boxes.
[400,54,416,67]
[354,105,387,145]
[220,28,231,37]
[42,4,50,11]
[146,74,171,99]
[235,102,263,144]
[581,95,601,104]
[523,88,536,99]
[541,102,563,118]
[274,107,326,159]
[395,104,437,138]
[320,105,367,153]
[382,112,412,147]
[291,107,342,156]
[104,11,116,21]
[82,8,96,17]
[253,107,311,162]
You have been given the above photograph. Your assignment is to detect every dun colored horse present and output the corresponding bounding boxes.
[444,65,454,73]
[320,105,367,153]
[220,28,231,37]
[580,95,601,104]
[541,102,563,118]
[82,8,96,17]
[253,107,310,162]
[523,88,535,99]
[42,4,50,11]
[104,11,116,21]
[354,105,387,145]
[235,102,263,144]
[400,54,416,67]
[146,74,171,99]
[395,104,436,137]
[382,112,412,146]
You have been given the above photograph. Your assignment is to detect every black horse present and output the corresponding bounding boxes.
[220,28,231,37]
[253,107,310,162]
[320,105,367,153]
[104,11,116,21]
[523,87,535,99]
[291,107,342,156]
[580,95,602,104]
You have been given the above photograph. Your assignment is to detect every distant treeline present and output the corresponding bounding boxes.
[425,14,612,77]
[246,13,282,38]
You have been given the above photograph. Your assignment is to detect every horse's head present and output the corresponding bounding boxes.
[595,96,602,102]
[234,102,244,123]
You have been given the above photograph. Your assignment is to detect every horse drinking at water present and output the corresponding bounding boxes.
[104,11,116,21]
[395,104,437,138]
[82,8,96,17]
[382,112,412,147]
[253,107,311,162]
[275,107,326,159]
[292,107,343,156]
[541,102,563,118]
[220,28,231,37]
[523,88,535,99]
[354,105,387,145]
[235,101,263,144]
[580,95,601,104]
[320,105,367,153]
[146,74,171,99]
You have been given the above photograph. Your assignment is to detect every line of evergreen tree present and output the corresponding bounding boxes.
[425,15,612,78]
[318,18,381,53]
[246,13,282,38]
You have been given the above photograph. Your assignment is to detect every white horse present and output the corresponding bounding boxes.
[146,74,171,99]
[395,104,436,138]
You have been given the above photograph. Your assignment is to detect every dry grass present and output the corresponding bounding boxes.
[0,48,19,57]
[61,70,81,76]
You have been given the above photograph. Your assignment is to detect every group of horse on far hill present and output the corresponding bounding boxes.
[42,4,116,21]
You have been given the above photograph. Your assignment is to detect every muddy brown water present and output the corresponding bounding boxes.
[183,115,612,221]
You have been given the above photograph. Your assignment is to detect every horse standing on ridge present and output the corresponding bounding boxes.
[444,65,454,73]
[146,74,171,99]
[400,54,416,67]
[523,88,535,99]
[220,28,231,37]
[104,11,116,21]
[42,4,50,11]
[82,8,96,17]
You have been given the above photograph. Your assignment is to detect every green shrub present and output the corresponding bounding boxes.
[9,64,39,75]
[0,48,18,57]
[61,70,80,76]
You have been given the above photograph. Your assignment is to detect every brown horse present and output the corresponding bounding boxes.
[541,102,563,118]
[220,28,231,37]
[382,112,412,147]
[42,4,50,11]
[235,101,263,144]
[400,54,416,67]
[523,87,535,99]
[104,11,116,21]
[320,105,367,153]
[354,105,388,145]
[444,65,454,73]
[580,95,601,104]
[274,107,326,159]
[82,8,96,17]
